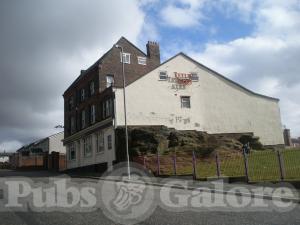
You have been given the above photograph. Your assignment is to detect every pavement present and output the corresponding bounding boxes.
[0,169,300,225]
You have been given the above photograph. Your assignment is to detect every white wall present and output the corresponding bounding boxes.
[115,54,284,145]
[67,126,115,169]
[49,132,66,154]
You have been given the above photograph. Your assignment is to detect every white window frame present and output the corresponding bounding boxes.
[90,105,96,124]
[81,110,86,129]
[137,56,147,65]
[97,131,104,153]
[81,89,85,101]
[107,135,112,150]
[159,71,168,80]
[181,96,191,108]
[106,75,114,88]
[68,143,76,160]
[120,52,131,64]
[83,136,92,157]
[90,81,95,95]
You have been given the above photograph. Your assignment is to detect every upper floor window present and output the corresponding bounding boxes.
[137,56,147,65]
[68,96,74,110]
[102,98,113,119]
[190,73,199,81]
[97,131,104,153]
[106,75,114,88]
[90,105,96,124]
[181,96,191,108]
[120,52,131,64]
[81,89,85,101]
[68,143,76,160]
[83,136,92,157]
[70,116,75,134]
[81,110,86,129]
[90,81,95,95]
[159,71,168,80]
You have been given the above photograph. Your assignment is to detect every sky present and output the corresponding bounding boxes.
[0,0,300,152]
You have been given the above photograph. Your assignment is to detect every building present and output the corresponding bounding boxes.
[63,37,284,171]
[12,132,66,170]
[283,128,292,146]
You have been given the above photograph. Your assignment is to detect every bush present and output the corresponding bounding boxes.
[239,135,264,150]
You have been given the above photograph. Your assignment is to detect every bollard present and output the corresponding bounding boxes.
[173,154,177,175]
[277,150,285,181]
[156,151,160,176]
[243,151,249,183]
[192,151,197,180]
[215,152,221,178]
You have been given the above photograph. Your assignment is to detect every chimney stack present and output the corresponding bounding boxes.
[146,41,160,67]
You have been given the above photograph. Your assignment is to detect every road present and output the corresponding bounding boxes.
[0,169,299,225]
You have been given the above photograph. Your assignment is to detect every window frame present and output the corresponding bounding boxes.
[90,81,95,95]
[190,72,199,81]
[70,116,75,134]
[106,75,114,88]
[68,143,76,160]
[181,96,191,108]
[83,136,92,157]
[81,110,86,129]
[137,56,147,65]
[90,105,96,124]
[159,71,168,80]
[97,131,105,153]
[120,52,131,64]
[81,89,85,101]
[107,135,112,150]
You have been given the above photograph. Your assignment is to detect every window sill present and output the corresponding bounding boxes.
[96,151,104,155]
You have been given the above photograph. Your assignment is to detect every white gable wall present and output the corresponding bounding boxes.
[115,54,284,145]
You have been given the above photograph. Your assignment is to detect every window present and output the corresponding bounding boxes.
[181,96,191,108]
[106,75,114,88]
[90,82,95,95]
[90,105,96,124]
[68,143,76,160]
[81,110,86,128]
[137,56,147,65]
[68,96,74,110]
[81,89,85,101]
[190,73,199,81]
[159,71,168,80]
[70,116,75,134]
[102,98,113,119]
[83,136,92,157]
[97,131,104,153]
[107,135,112,150]
[120,52,131,64]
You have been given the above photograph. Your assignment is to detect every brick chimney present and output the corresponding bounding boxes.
[146,41,160,67]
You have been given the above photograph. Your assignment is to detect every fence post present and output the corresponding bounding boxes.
[243,151,249,183]
[277,150,285,181]
[173,154,177,175]
[143,155,146,168]
[192,151,197,180]
[215,152,221,178]
[156,151,160,176]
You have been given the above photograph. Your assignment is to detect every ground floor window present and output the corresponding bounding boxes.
[97,131,104,153]
[107,135,112,150]
[181,96,191,108]
[69,143,76,160]
[83,136,92,157]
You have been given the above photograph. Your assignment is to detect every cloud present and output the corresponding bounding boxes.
[0,0,145,150]
[184,0,300,137]
[160,0,205,28]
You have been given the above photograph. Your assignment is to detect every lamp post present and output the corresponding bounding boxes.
[115,44,131,180]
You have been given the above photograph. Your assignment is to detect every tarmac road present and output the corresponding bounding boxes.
[0,169,299,225]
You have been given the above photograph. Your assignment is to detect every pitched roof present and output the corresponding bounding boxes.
[63,37,147,95]
[126,52,279,102]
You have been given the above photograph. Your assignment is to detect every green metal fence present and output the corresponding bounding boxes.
[136,149,300,182]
